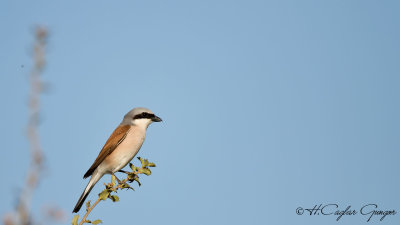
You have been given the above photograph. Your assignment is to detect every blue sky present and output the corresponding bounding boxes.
[1,1,399,225]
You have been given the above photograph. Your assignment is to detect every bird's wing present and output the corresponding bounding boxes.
[83,125,131,178]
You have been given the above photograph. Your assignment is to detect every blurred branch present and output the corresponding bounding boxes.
[72,157,156,225]
[17,25,48,225]
[3,26,64,225]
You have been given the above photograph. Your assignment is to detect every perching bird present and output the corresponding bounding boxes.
[72,107,162,213]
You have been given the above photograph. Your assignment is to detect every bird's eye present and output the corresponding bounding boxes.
[142,112,148,116]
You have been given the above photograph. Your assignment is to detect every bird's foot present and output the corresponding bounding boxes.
[117,169,130,174]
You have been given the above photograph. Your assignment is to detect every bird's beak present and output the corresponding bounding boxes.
[152,115,162,122]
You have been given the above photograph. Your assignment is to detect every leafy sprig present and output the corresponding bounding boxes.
[72,157,156,225]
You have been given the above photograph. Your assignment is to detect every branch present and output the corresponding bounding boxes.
[78,198,101,225]
[72,157,156,225]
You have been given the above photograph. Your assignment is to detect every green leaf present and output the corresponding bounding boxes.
[129,163,135,171]
[84,220,91,223]
[148,162,156,167]
[127,173,135,180]
[98,189,110,200]
[92,220,102,225]
[143,159,149,167]
[134,176,141,186]
[121,183,134,190]
[72,214,79,225]
[139,168,151,176]
[126,173,135,182]
[109,195,119,202]
[85,200,91,211]
[111,175,116,186]
[137,157,144,165]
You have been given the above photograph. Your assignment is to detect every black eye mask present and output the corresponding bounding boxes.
[133,112,155,120]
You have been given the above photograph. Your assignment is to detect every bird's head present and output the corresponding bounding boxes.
[121,107,162,128]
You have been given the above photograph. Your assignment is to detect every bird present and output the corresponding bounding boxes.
[72,107,162,213]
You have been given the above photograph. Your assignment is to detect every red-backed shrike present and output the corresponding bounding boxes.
[72,107,162,213]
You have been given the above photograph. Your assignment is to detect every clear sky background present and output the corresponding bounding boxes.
[1,1,399,225]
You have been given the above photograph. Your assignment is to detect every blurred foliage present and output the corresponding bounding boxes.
[3,26,66,225]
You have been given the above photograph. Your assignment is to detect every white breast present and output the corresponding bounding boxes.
[100,126,146,174]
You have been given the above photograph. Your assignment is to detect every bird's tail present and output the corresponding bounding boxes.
[72,171,102,213]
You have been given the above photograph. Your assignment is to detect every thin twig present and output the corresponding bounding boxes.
[78,198,101,225]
